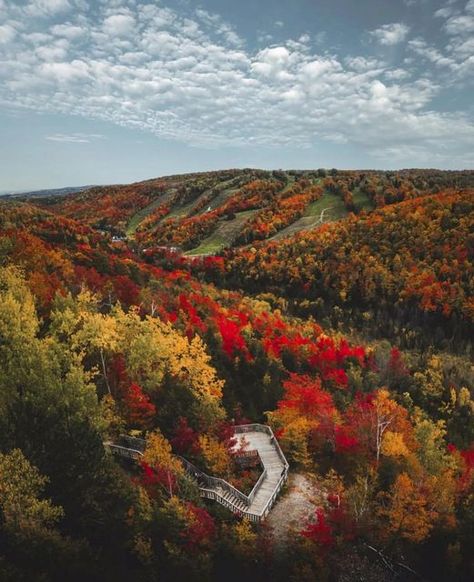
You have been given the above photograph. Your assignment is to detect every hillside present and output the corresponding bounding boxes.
[223,190,474,352]
[38,169,474,255]
[1,181,473,582]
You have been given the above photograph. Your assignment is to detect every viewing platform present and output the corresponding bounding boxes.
[105,423,289,523]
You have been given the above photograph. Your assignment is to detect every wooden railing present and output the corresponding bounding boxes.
[104,442,143,460]
[248,466,267,504]
[120,434,146,452]
[234,449,260,459]
[105,424,289,523]
[233,424,289,520]
[179,455,250,506]
[235,423,290,472]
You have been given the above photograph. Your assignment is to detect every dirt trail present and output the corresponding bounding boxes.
[266,473,320,548]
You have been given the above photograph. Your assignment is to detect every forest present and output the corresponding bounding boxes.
[0,169,472,582]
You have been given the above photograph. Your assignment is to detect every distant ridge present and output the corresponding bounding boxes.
[0,185,95,199]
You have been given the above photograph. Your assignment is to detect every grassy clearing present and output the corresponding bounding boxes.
[126,196,168,237]
[185,210,257,255]
[271,192,346,241]
[126,179,240,236]
[166,200,196,219]
[168,178,239,220]
[195,186,240,215]
[352,188,374,212]
[304,192,347,219]
[271,188,374,241]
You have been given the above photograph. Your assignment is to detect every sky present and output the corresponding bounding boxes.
[0,0,473,191]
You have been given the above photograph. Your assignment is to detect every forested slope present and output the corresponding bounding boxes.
[37,169,474,254]
[223,191,474,352]
[0,185,473,581]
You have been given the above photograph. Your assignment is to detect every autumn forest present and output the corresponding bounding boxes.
[0,168,473,582]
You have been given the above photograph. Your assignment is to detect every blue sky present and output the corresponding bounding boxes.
[0,0,473,190]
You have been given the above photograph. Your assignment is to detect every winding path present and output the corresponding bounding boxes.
[105,424,289,523]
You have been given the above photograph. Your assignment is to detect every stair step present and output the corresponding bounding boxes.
[181,425,289,522]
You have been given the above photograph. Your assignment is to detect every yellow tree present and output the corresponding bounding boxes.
[198,434,231,476]
[381,430,410,459]
[226,520,258,562]
[116,308,224,402]
[0,271,100,431]
[0,449,64,534]
[143,429,184,487]
[373,389,404,465]
[377,472,436,543]
[50,289,120,393]
[348,388,414,465]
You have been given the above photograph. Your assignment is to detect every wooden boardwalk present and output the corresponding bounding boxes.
[234,428,287,516]
[105,424,289,523]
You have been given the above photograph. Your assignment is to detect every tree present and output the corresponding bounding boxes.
[344,388,412,465]
[0,449,86,580]
[171,417,200,455]
[267,374,336,466]
[116,307,224,402]
[301,508,335,549]
[0,448,63,534]
[198,434,231,476]
[50,289,120,394]
[414,414,455,475]
[122,383,156,430]
[377,472,436,543]
[142,430,184,497]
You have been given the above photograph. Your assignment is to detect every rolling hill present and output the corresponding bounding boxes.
[37,168,474,255]
[1,170,473,582]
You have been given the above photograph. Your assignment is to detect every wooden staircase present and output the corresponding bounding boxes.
[105,424,289,523]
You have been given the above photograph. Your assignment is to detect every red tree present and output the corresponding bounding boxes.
[301,508,335,548]
[123,383,156,429]
[278,374,336,420]
[171,417,200,455]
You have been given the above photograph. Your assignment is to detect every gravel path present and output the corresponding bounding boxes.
[266,473,321,548]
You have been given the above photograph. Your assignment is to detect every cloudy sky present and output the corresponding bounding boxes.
[0,0,473,190]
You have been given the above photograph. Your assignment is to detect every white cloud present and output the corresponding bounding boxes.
[384,68,411,81]
[408,38,457,67]
[369,23,410,45]
[195,7,243,46]
[403,0,430,6]
[0,23,16,43]
[438,0,474,34]
[345,56,384,72]
[301,56,341,78]
[0,0,471,166]
[434,7,455,19]
[51,23,86,39]
[41,59,90,82]
[445,14,474,34]
[26,0,72,17]
[103,14,136,37]
[452,36,474,57]
[251,46,292,77]
[36,44,68,61]
[424,1,474,78]
[45,132,105,143]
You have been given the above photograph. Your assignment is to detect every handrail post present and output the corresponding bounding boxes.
[109,424,289,522]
